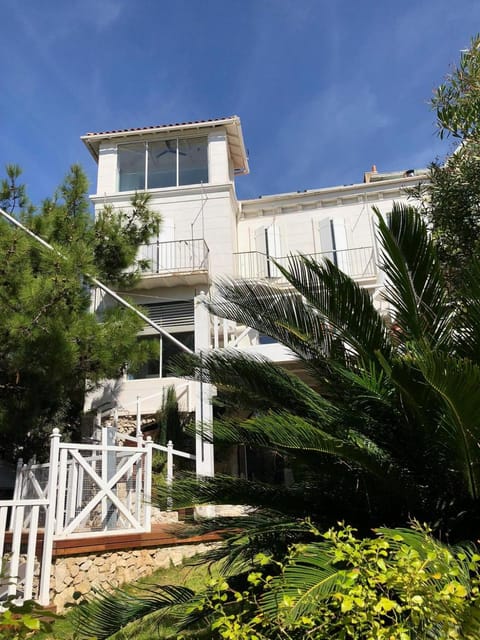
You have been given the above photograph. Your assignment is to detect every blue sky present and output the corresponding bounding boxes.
[1,0,479,205]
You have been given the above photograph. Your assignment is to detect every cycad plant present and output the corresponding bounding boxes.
[168,203,480,541]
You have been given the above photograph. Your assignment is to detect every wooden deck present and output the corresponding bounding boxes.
[52,524,221,557]
[2,524,221,559]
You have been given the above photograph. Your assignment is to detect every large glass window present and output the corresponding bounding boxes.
[179,137,208,185]
[148,139,177,188]
[118,137,208,192]
[118,143,145,192]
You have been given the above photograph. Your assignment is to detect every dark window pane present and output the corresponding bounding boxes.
[258,334,277,345]
[178,137,208,186]
[162,331,195,376]
[148,140,177,188]
[129,336,160,379]
[118,143,145,191]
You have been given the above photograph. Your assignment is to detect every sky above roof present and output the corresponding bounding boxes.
[1,0,478,206]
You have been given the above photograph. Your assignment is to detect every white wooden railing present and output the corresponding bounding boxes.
[0,498,50,606]
[1,425,198,607]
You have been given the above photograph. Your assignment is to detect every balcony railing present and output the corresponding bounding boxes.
[234,246,376,281]
[137,238,209,275]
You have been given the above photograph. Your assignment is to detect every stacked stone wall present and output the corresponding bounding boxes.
[52,541,215,611]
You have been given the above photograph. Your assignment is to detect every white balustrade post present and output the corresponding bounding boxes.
[102,424,117,530]
[194,292,215,478]
[166,440,174,486]
[213,315,219,349]
[8,505,24,597]
[9,458,24,529]
[39,427,61,606]
[144,436,153,531]
[55,448,68,535]
[95,409,102,441]
[136,396,142,438]
[101,425,108,526]
[166,440,174,511]
[13,458,23,501]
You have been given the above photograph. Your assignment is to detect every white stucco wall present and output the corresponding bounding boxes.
[237,181,417,262]
[91,183,238,279]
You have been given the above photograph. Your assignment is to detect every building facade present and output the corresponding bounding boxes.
[81,116,425,475]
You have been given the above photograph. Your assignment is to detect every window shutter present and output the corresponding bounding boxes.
[254,227,268,277]
[254,223,282,278]
[319,218,350,274]
[141,300,194,332]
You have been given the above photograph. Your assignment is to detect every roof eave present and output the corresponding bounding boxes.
[81,116,249,174]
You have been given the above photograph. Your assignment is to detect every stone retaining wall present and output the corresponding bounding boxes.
[52,541,215,611]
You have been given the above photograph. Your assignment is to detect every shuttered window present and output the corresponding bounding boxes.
[141,300,194,332]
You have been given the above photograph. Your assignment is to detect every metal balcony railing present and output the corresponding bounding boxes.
[137,238,209,274]
[234,246,376,281]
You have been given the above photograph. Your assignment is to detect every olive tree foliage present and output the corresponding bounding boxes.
[432,34,480,140]
[0,164,161,460]
[413,34,480,291]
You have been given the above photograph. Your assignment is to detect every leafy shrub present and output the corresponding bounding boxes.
[0,599,57,639]
[182,523,480,639]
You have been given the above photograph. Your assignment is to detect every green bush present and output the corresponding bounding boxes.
[0,599,57,639]
[184,523,480,639]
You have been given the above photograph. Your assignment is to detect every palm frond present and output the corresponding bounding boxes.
[417,350,480,501]
[329,358,392,404]
[156,473,329,518]
[375,350,436,431]
[260,540,343,621]
[279,253,391,368]
[455,257,480,360]
[73,584,195,639]
[208,277,333,361]
[170,349,334,421]
[375,203,451,346]
[207,412,399,480]
[195,515,314,576]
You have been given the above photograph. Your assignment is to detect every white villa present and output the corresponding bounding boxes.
[81,115,426,477]
[0,116,430,609]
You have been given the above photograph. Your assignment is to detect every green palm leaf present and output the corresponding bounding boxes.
[260,541,343,621]
[171,349,334,422]
[455,257,480,361]
[209,412,398,480]
[417,350,480,500]
[375,203,452,346]
[208,277,333,361]
[279,253,392,369]
[73,584,195,639]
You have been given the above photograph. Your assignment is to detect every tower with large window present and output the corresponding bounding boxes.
[82,118,249,475]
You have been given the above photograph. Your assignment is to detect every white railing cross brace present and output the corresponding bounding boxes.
[57,449,145,536]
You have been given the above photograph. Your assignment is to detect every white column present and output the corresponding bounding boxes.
[144,437,153,531]
[136,396,142,438]
[39,428,61,606]
[102,425,117,530]
[194,293,214,477]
